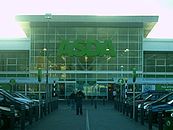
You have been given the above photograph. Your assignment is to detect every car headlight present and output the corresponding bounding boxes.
[144,104,148,110]
[25,105,29,110]
[171,113,173,117]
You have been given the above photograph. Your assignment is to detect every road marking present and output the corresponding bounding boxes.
[86,110,90,130]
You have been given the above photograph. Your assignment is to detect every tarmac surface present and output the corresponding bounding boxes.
[26,101,155,130]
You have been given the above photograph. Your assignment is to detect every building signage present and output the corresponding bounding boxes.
[58,39,116,57]
[156,85,173,91]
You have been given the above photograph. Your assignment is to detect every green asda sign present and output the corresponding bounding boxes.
[156,85,173,91]
[58,39,116,57]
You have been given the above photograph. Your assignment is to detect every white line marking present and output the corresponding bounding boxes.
[86,110,90,130]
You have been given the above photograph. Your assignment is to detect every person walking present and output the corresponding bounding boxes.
[75,90,85,115]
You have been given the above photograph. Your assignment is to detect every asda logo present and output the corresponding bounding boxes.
[58,39,116,57]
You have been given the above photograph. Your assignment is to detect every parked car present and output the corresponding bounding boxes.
[145,91,173,111]
[137,91,169,110]
[12,91,39,107]
[0,89,30,129]
[0,89,29,110]
[144,92,173,122]
[125,90,168,107]
[0,106,19,129]
[146,99,173,123]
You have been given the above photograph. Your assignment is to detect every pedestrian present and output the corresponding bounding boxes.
[113,90,117,100]
[75,90,85,115]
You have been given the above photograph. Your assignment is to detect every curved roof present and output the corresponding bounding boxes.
[16,15,158,38]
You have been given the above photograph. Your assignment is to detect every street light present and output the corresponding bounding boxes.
[119,65,124,103]
[132,67,136,119]
[43,48,49,102]
[44,13,52,113]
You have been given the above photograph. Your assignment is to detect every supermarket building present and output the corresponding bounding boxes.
[0,15,173,99]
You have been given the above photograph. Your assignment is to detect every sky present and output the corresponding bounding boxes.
[0,0,173,39]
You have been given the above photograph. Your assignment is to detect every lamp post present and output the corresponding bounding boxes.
[132,67,136,119]
[43,48,49,103]
[44,13,52,113]
[120,65,124,102]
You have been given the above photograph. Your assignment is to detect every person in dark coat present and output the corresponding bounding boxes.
[75,90,85,115]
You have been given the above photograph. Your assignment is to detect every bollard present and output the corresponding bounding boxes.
[51,100,53,112]
[40,103,43,118]
[35,105,39,121]
[48,102,50,114]
[21,104,25,130]
[0,109,1,128]
[57,98,59,110]
[130,105,133,119]
[44,101,47,116]
[123,103,125,115]
[10,105,15,130]
[135,105,138,122]
[120,102,122,113]
[117,101,119,111]
[140,103,144,125]
[52,100,54,111]
[91,97,94,105]
[44,101,48,116]
[148,106,152,130]
[158,111,163,130]
[94,99,97,109]
[50,101,53,112]
[126,104,129,117]
[114,100,117,110]
[29,103,32,125]
[103,98,105,106]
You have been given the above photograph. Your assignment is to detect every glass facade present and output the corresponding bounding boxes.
[0,15,161,98]
[30,24,143,96]
[0,50,29,77]
[144,51,173,78]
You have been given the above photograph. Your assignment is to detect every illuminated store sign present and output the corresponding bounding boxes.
[58,40,115,57]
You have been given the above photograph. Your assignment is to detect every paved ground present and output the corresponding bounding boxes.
[26,101,154,130]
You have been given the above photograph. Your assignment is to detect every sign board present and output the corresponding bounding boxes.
[58,39,116,57]
[9,79,16,85]
[142,85,155,92]
[156,85,173,91]
[118,78,125,85]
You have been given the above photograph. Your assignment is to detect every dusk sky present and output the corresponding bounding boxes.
[0,0,173,38]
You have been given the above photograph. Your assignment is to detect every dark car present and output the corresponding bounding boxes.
[12,91,39,107]
[0,89,29,110]
[147,99,173,123]
[125,90,168,107]
[144,92,173,121]
[0,106,19,129]
[145,91,173,111]
[137,91,169,110]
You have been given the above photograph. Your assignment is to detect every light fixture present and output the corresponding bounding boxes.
[124,48,129,52]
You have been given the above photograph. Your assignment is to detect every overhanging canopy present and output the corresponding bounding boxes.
[16,15,158,38]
